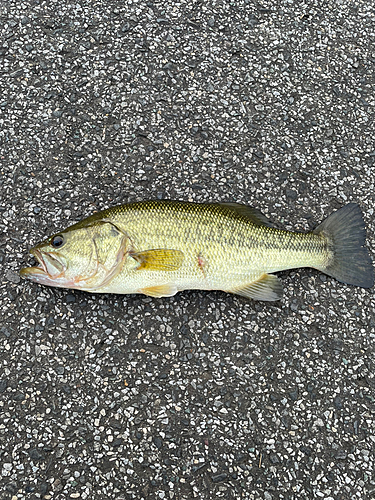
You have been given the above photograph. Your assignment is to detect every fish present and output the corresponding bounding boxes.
[20,201,373,301]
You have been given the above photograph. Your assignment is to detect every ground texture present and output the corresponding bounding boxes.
[1,1,374,499]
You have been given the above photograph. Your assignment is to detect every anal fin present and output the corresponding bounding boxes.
[139,283,178,298]
[229,273,283,301]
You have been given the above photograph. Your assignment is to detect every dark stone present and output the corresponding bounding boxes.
[353,420,359,435]
[186,59,198,69]
[112,438,123,447]
[102,459,115,471]
[153,437,162,449]
[5,270,20,284]
[180,325,189,335]
[253,150,264,159]
[334,449,347,460]
[5,481,17,493]
[13,391,25,401]
[62,384,71,394]
[290,302,299,312]
[47,316,55,326]
[40,482,49,495]
[271,477,279,487]
[333,396,343,409]
[212,473,228,483]
[201,333,209,344]
[286,189,298,200]
[300,446,312,456]
[1,326,12,338]
[288,389,299,401]
[269,393,278,403]
[307,382,315,392]
[192,463,205,472]
[28,448,45,460]
[269,453,280,464]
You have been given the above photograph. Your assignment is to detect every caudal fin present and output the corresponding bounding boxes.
[313,203,373,288]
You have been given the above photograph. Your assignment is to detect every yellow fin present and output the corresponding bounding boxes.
[139,284,178,297]
[132,249,184,271]
[229,273,283,301]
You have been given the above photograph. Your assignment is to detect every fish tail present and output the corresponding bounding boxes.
[313,203,373,288]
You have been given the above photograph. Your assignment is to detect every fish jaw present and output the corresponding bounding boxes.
[20,248,72,288]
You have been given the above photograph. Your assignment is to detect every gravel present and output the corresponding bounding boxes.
[1,1,375,499]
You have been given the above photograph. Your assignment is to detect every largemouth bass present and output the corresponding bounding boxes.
[20,201,373,301]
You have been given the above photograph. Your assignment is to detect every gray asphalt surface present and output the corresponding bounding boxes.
[1,1,375,499]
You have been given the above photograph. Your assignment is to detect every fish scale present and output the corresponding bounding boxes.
[20,201,373,301]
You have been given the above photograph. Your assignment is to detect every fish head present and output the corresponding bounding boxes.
[20,221,129,290]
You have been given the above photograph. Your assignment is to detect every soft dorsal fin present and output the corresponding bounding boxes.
[131,249,184,271]
[228,273,283,301]
[217,203,274,227]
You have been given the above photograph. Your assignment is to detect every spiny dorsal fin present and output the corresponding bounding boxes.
[228,273,283,301]
[132,249,184,271]
[217,203,274,227]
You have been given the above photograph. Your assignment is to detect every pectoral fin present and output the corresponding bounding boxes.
[229,273,283,301]
[139,284,178,297]
[132,249,184,271]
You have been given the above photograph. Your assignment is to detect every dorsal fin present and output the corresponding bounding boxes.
[217,202,274,227]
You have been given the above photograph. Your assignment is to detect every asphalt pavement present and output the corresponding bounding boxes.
[1,1,374,499]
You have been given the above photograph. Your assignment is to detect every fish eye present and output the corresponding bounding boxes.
[51,235,64,248]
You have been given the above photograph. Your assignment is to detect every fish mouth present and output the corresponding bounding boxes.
[20,248,65,284]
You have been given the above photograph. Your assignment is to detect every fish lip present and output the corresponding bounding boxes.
[31,248,47,273]
[20,265,47,278]
[21,248,65,279]
[20,248,47,278]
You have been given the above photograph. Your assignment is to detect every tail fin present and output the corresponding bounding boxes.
[313,203,374,288]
